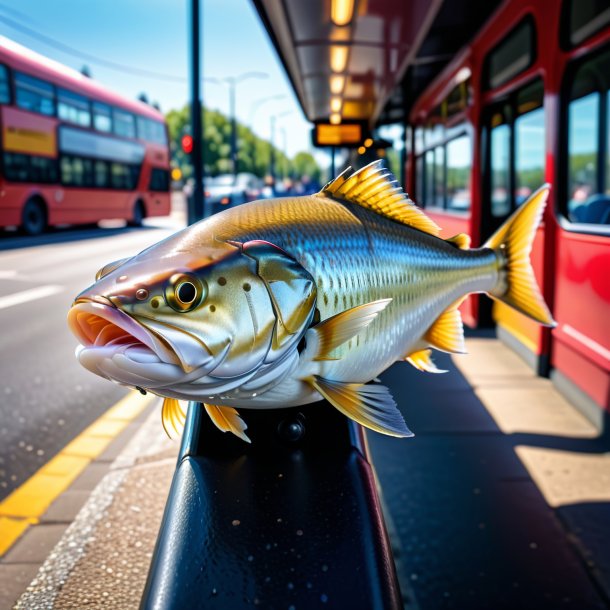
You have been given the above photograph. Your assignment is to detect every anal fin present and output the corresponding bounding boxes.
[161,397,186,439]
[205,404,250,443]
[405,348,447,373]
[424,302,466,354]
[308,376,412,438]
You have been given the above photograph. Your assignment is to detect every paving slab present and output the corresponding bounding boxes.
[2,524,67,565]
[0,563,40,610]
[40,490,90,524]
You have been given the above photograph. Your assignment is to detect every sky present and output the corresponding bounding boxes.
[0,0,321,161]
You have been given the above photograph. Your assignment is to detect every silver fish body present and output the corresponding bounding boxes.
[68,161,554,440]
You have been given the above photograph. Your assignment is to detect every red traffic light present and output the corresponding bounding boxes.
[181,134,193,154]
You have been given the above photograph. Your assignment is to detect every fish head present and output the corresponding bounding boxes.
[68,237,317,395]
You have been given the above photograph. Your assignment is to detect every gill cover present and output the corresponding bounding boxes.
[242,240,317,359]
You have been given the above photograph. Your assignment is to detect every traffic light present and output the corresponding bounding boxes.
[181,134,193,155]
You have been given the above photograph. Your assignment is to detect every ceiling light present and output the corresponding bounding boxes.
[330,45,348,73]
[330,113,341,125]
[364,138,373,147]
[330,97,342,113]
[358,146,366,154]
[330,75,345,95]
[331,0,355,26]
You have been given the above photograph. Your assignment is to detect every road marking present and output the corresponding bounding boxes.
[0,285,63,310]
[0,391,156,556]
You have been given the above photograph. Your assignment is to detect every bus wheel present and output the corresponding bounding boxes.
[128,201,145,227]
[21,198,47,236]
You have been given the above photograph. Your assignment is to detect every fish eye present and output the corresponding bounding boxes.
[165,274,206,312]
[176,281,196,304]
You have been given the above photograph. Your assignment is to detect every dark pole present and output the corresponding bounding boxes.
[188,0,204,223]
[330,146,336,178]
[230,81,237,180]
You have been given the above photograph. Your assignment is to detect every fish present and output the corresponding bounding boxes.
[67,160,555,442]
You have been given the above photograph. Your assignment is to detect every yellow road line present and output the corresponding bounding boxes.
[0,391,156,556]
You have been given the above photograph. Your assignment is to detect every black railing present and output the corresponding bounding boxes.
[141,400,402,609]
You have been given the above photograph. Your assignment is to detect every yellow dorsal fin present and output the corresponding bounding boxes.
[204,404,250,443]
[405,348,447,373]
[306,298,392,361]
[308,376,412,438]
[161,397,186,439]
[446,233,471,249]
[321,160,441,236]
[424,301,467,354]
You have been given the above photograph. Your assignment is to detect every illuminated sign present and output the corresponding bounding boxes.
[312,122,368,148]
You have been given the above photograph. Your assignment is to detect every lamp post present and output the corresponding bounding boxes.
[188,0,203,224]
[222,72,268,180]
[248,94,287,125]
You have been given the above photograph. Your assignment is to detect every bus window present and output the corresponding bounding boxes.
[3,153,57,183]
[94,160,110,188]
[0,65,9,104]
[58,89,91,127]
[425,149,434,207]
[515,106,545,206]
[565,45,610,225]
[61,155,94,187]
[491,121,511,217]
[93,102,112,132]
[484,17,535,90]
[563,0,610,47]
[446,135,471,211]
[113,109,136,139]
[568,93,599,220]
[15,72,55,116]
[111,162,139,189]
[434,145,445,208]
[150,168,170,192]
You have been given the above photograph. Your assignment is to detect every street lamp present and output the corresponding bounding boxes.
[248,94,287,125]
[221,72,268,179]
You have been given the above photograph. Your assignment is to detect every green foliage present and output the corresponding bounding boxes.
[166,105,320,181]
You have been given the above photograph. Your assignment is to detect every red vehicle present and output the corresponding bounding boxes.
[0,36,170,235]
[406,1,610,420]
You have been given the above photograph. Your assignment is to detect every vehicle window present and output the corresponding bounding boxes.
[564,0,610,47]
[94,160,109,188]
[425,149,434,207]
[15,72,55,116]
[93,102,112,132]
[434,145,445,208]
[515,106,545,206]
[564,46,610,225]
[60,155,94,187]
[3,153,57,183]
[113,109,136,139]
[111,162,139,189]
[149,168,169,192]
[485,18,535,90]
[446,135,471,211]
[567,93,599,221]
[0,64,9,104]
[491,121,511,217]
[58,89,90,127]
[143,119,167,145]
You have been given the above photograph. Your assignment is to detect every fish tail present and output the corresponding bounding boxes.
[484,185,556,327]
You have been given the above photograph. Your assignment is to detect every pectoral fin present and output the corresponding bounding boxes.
[405,348,447,373]
[204,404,250,443]
[307,298,392,361]
[161,397,186,439]
[308,376,412,438]
[424,302,466,354]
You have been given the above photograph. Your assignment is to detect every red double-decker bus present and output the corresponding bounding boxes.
[0,36,171,235]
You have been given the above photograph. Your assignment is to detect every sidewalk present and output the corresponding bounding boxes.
[5,331,610,609]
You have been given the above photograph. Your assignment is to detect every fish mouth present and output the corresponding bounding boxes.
[68,300,181,367]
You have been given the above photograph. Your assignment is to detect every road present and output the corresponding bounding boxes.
[0,201,185,501]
